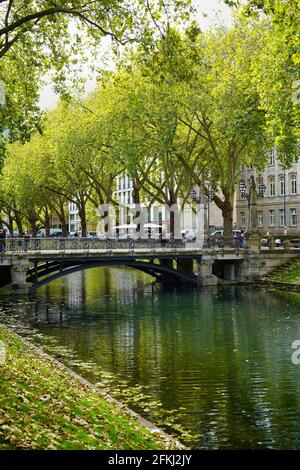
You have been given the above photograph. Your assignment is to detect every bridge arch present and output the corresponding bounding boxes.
[27,259,199,290]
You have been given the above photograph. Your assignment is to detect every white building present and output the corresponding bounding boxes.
[68,201,81,234]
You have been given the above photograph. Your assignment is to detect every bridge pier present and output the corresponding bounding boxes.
[196,258,218,286]
[224,263,236,281]
[10,255,30,293]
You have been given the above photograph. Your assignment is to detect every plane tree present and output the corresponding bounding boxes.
[116,24,272,237]
[225,0,300,159]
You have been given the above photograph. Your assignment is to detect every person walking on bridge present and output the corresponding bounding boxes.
[0,229,6,253]
[22,232,30,252]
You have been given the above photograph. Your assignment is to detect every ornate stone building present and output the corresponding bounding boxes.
[236,150,300,235]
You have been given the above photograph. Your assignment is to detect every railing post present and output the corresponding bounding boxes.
[129,239,135,255]
[83,239,89,255]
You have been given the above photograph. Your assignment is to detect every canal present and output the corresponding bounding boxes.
[1,267,300,449]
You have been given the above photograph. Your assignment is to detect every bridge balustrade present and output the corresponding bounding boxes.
[1,237,185,255]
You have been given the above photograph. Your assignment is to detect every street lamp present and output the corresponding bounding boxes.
[239,181,247,198]
[239,176,266,231]
[189,188,197,201]
[189,187,214,235]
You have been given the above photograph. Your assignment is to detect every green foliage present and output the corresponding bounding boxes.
[269,260,300,285]
[1,4,298,235]
[225,0,300,161]
[0,0,192,146]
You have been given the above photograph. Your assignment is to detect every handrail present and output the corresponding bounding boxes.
[0,237,186,255]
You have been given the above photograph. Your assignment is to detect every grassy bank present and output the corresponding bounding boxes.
[0,324,179,450]
[269,259,300,285]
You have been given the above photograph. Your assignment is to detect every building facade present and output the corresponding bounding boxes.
[236,150,300,234]
[113,174,224,235]
[68,201,82,234]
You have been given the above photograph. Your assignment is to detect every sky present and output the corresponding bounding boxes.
[38,0,232,110]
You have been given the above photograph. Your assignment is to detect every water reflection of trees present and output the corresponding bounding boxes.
[29,271,300,449]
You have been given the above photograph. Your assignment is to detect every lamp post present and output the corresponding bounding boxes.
[207,188,214,235]
[283,169,287,232]
[190,186,214,241]
[239,176,266,231]
[189,187,206,246]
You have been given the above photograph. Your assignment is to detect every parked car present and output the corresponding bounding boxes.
[290,239,300,248]
[261,237,283,247]
[69,231,81,237]
[181,229,196,242]
[87,231,98,238]
[36,228,63,237]
[210,229,241,238]
[50,230,63,237]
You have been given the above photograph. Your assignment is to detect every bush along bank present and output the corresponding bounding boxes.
[266,259,300,288]
[0,324,182,450]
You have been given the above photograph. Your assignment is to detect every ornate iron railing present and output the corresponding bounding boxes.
[0,237,186,255]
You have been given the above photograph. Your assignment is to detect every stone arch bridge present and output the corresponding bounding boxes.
[0,237,299,293]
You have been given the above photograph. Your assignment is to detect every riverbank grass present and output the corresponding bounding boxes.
[269,259,300,284]
[0,324,177,450]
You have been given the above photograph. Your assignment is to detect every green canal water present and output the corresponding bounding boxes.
[1,267,300,449]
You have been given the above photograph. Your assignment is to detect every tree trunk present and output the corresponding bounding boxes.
[61,217,68,237]
[15,215,23,236]
[132,184,140,204]
[8,215,14,235]
[29,222,38,237]
[27,210,39,237]
[54,200,68,237]
[44,207,51,237]
[168,191,178,238]
[222,193,234,240]
[78,204,87,237]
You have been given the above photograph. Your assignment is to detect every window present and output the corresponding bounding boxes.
[257,211,263,227]
[280,209,286,227]
[269,149,275,165]
[280,175,286,196]
[269,210,275,226]
[240,164,245,171]
[70,214,75,221]
[269,177,275,196]
[240,212,246,227]
[291,208,297,226]
[69,202,76,212]
[291,175,297,195]
[127,192,131,204]
[122,176,126,190]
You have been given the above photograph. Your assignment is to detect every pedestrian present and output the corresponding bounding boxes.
[22,232,30,252]
[235,231,244,248]
[240,230,245,247]
[0,229,5,253]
